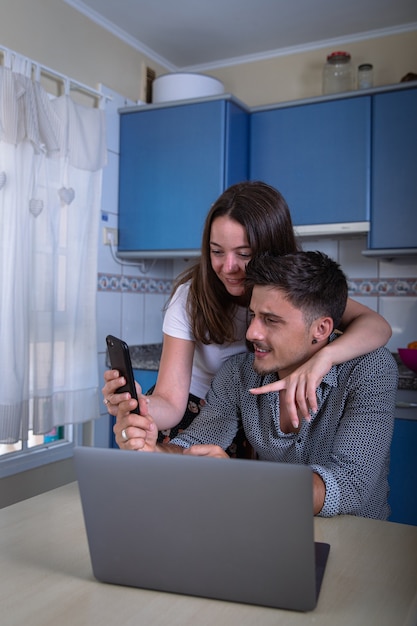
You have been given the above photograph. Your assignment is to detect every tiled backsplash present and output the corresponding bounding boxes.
[98,272,172,295]
[97,240,417,356]
[347,277,417,297]
[98,271,417,299]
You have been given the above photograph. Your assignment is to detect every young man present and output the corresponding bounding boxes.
[115,251,398,519]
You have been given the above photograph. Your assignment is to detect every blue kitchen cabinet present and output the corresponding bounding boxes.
[369,87,417,249]
[118,97,249,255]
[110,369,158,448]
[388,416,417,525]
[250,96,371,226]
[135,369,158,395]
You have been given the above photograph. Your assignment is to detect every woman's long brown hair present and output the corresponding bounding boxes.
[170,181,299,344]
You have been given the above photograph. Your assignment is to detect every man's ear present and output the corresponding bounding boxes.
[311,317,333,343]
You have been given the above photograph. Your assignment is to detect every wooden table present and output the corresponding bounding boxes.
[1,482,417,625]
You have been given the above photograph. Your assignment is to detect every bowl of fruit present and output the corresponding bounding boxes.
[398,342,417,374]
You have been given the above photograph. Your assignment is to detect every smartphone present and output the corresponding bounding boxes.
[106,335,139,414]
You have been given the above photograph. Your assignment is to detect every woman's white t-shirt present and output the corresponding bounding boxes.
[162,282,249,399]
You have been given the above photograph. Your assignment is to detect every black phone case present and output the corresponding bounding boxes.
[106,335,139,414]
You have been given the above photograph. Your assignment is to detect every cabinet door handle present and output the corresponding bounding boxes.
[396,402,417,408]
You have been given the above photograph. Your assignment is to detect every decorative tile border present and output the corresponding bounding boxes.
[347,278,417,297]
[98,273,172,294]
[98,273,417,297]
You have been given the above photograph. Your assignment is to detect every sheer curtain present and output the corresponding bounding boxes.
[0,52,107,443]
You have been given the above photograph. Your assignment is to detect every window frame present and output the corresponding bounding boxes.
[0,426,75,478]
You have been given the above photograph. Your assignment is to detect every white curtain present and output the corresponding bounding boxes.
[0,53,107,443]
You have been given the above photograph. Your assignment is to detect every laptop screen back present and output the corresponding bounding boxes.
[74,446,329,612]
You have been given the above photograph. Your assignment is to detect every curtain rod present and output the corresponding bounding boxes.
[0,44,112,102]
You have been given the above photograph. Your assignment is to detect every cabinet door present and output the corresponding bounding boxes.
[388,416,417,525]
[250,97,371,226]
[370,88,417,249]
[118,99,248,253]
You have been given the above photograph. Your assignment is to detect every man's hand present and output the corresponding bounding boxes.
[249,350,334,427]
[114,394,158,451]
[184,444,228,458]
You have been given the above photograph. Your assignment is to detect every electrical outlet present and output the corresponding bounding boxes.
[103,227,118,246]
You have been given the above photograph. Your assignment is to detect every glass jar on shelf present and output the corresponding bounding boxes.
[322,51,354,94]
[357,63,374,89]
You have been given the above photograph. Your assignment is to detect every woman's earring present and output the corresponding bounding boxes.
[312,338,318,344]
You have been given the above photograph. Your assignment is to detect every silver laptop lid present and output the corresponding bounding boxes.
[74,446,327,611]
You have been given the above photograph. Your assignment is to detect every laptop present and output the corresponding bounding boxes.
[74,446,330,612]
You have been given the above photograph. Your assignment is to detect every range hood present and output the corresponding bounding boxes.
[361,248,417,259]
[294,221,369,237]
[116,221,371,261]
[116,249,201,260]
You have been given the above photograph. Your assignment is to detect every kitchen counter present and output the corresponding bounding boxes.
[394,353,417,391]
[129,343,162,371]
[127,344,417,390]
[1,482,417,626]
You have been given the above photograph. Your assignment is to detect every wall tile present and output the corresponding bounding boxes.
[96,290,122,353]
[101,150,119,215]
[154,259,173,280]
[126,258,173,280]
[348,295,379,312]
[121,292,145,345]
[173,257,195,279]
[379,257,417,279]
[379,297,417,351]
[301,237,339,260]
[339,236,378,278]
[144,293,167,343]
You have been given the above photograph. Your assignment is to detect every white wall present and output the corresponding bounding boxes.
[0,0,167,103]
[207,30,417,107]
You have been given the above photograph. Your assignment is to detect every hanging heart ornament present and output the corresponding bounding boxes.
[58,187,75,205]
[0,171,6,190]
[29,198,44,217]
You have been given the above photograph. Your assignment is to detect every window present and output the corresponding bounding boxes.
[0,48,106,477]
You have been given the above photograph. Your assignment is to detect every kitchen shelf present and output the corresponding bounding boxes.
[362,248,417,260]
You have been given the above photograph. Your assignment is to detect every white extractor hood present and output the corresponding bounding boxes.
[294,221,369,237]
[116,221,372,261]
[361,247,417,259]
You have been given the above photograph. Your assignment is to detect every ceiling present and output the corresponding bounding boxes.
[65,0,417,70]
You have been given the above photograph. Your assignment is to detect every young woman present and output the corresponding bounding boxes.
[103,181,391,452]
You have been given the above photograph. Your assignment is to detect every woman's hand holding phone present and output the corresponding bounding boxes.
[105,335,140,412]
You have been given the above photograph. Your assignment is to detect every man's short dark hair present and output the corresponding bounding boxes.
[245,251,348,329]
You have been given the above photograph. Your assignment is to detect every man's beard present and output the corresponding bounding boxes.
[252,358,278,376]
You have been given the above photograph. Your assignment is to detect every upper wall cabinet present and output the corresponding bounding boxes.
[368,87,417,251]
[250,97,371,231]
[117,96,249,258]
